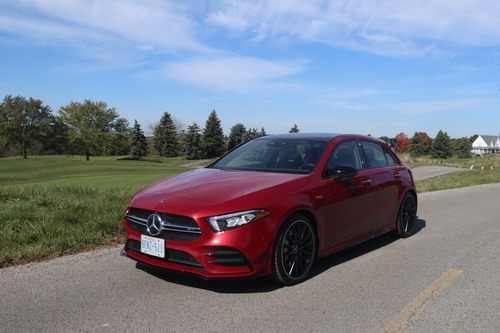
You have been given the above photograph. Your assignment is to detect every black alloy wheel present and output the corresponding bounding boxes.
[271,215,316,285]
[395,193,417,238]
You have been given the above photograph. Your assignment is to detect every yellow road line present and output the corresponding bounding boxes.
[379,268,463,333]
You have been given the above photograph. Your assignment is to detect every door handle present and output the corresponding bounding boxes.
[394,172,401,179]
[361,179,372,185]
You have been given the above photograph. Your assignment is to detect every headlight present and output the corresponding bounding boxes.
[206,209,271,232]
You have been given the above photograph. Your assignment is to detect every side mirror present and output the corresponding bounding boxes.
[389,138,398,148]
[325,165,358,180]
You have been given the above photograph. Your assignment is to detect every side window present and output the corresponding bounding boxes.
[361,141,394,168]
[325,141,363,171]
[384,149,396,166]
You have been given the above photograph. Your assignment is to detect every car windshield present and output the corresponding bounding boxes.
[211,138,329,174]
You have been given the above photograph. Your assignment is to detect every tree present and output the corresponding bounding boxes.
[430,130,452,159]
[0,95,52,158]
[39,116,70,155]
[409,132,424,157]
[394,132,409,153]
[184,123,203,159]
[154,112,180,157]
[242,128,257,142]
[289,124,300,133]
[415,132,432,154]
[227,123,246,151]
[202,110,225,158]
[129,120,148,158]
[379,136,390,144]
[58,99,128,161]
[457,139,472,159]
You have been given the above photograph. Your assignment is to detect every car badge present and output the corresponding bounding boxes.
[146,213,163,236]
[159,199,166,203]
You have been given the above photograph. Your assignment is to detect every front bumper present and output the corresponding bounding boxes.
[121,216,275,279]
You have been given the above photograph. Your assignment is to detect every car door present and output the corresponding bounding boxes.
[322,140,376,248]
[359,140,404,231]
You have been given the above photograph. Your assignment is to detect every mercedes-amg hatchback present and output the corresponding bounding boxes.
[121,134,417,285]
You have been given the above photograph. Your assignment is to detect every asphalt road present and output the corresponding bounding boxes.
[411,166,468,181]
[1,183,499,333]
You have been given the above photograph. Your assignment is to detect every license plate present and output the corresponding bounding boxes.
[140,235,165,258]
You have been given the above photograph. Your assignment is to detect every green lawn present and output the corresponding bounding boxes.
[0,155,201,268]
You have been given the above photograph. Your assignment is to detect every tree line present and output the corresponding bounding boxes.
[1,94,476,160]
[386,131,475,159]
[0,95,273,160]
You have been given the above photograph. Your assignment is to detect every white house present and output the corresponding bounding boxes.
[471,135,500,155]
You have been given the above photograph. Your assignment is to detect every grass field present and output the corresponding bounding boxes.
[0,155,201,268]
[1,153,499,268]
[400,153,500,193]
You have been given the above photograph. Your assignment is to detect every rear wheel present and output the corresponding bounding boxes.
[394,193,417,238]
[270,214,316,285]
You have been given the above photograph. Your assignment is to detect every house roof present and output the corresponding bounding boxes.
[472,135,500,148]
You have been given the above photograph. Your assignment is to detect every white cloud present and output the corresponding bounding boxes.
[205,0,500,56]
[163,56,306,93]
[0,0,207,52]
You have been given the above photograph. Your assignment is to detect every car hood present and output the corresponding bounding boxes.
[129,167,310,216]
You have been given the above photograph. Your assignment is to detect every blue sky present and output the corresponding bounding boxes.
[0,0,499,138]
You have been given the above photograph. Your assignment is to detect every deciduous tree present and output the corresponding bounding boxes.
[415,132,432,154]
[394,132,409,153]
[0,95,52,158]
[58,99,128,160]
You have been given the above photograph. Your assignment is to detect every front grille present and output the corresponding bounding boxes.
[126,239,202,268]
[126,208,201,241]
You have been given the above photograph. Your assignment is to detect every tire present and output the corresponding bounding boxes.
[270,214,317,286]
[394,193,417,238]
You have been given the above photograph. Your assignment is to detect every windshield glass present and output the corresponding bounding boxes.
[211,138,329,174]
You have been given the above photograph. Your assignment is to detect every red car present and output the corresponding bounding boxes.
[121,134,417,285]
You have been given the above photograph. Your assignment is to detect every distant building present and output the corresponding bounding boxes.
[472,135,500,155]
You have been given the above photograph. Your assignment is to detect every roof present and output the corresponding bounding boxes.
[473,135,500,148]
[256,133,342,141]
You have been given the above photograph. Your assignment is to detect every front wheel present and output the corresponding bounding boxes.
[394,193,417,238]
[270,214,316,285]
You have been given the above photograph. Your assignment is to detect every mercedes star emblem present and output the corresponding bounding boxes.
[146,213,163,236]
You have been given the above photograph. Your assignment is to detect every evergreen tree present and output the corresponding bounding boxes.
[227,123,246,151]
[289,124,300,133]
[202,110,225,158]
[129,120,148,158]
[430,130,452,159]
[242,128,260,142]
[457,139,472,159]
[154,112,179,157]
[409,132,424,157]
[259,127,267,136]
[184,123,203,159]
